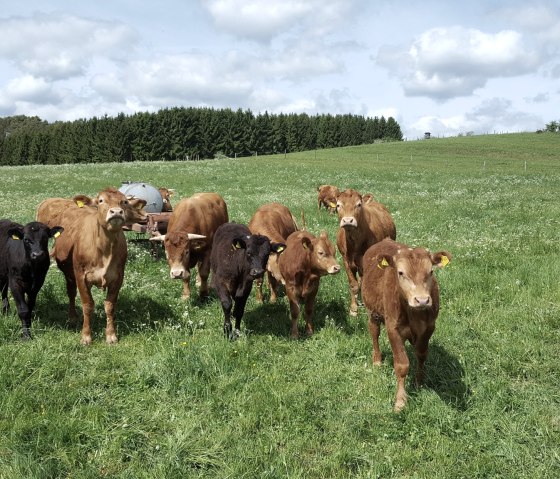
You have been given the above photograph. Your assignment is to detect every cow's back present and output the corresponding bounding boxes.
[168,193,228,241]
[363,200,397,246]
[249,203,298,243]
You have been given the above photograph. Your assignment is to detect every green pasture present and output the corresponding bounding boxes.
[0,132,559,478]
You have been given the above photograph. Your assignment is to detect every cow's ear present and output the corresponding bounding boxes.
[362,194,375,204]
[8,227,23,240]
[49,226,64,239]
[73,194,94,208]
[190,239,207,251]
[376,254,394,269]
[271,242,287,254]
[128,198,147,210]
[232,237,246,251]
[432,251,451,268]
[301,237,312,250]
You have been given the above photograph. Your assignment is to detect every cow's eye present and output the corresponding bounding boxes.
[398,271,405,278]
[356,201,362,208]
[123,200,129,206]
[98,198,104,204]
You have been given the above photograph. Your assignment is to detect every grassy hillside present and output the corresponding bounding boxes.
[0,132,559,478]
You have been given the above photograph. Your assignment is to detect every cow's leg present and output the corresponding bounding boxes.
[103,282,122,345]
[215,283,233,338]
[386,325,409,412]
[10,284,32,340]
[268,272,280,303]
[1,281,9,315]
[284,286,301,339]
[303,288,319,336]
[76,278,95,346]
[181,271,192,300]
[254,277,264,303]
[231,293,250,340]
[342,257,359,316]
[367,311,382,366]
[414,329,434,386]
[197,256,210,299]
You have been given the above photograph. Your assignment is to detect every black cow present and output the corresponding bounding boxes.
[210,223,285,339]
[0,220,63,339]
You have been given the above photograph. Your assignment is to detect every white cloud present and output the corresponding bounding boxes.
[0,12,138,80]
[377,26,541,100]
[201,0,364,41]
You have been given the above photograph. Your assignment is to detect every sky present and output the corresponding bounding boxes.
[0,0,559,139]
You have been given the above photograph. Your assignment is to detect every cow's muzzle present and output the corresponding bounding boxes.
[249,268,265,278]
[340,217,358,228]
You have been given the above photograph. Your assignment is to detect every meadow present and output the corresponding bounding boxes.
[0,132,559,478]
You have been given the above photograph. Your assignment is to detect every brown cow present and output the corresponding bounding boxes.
[278,230,340,338]
[158,187,175,212]
[336,188,396,316]
[152,192,228,300]
[361,238,451,411]
[317,184,340,213]
[37,194,147,227]
[50,188,146,345]
[248,202,298,303]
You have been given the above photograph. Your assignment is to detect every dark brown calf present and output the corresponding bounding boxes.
[278,230,340,338]
[361,238,451,411]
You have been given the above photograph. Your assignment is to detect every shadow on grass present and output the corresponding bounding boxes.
[33,283,177,339]
[243,301,291,338]
[419,342,471,411]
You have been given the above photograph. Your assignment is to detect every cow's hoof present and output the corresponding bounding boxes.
[80,336,93,346]
[230,329,242,341]
[349,310,358,317]
[106,334,118,345]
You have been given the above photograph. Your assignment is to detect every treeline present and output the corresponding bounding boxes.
[0,108,403,166]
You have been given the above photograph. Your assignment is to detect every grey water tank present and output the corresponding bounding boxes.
[119,182,163,213]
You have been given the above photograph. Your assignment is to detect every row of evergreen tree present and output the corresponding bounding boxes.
[0,107,403,166]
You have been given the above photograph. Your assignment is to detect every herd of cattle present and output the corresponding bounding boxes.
[0,183,451,411]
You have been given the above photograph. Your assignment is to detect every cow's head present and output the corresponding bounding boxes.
[159,188,174,212]
[376,247,451,309]
[81,188,143,231]
[124,197,148,225]
[300,231,340,275]
[160,231,207,279]
[8,221,63,262]
[336,189,364,228]
[232,234,285,279]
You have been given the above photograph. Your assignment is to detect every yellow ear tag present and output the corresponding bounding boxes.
[302,242,308,250]
[276,246,285,253]
[11,234,21,240]
[440,255,449,267]
[53,231,61,238]
[76,200,85,208]
[233,241,242,249]
[377,258,389,269]
[329,202,336,208]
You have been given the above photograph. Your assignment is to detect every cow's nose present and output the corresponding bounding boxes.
[31,251,45,260]
[414,296,431,307]
[170,269,184,279]
[109,208,124,217]
[329,264,341,274]
[250,268,265,278]
[340,216,357,227]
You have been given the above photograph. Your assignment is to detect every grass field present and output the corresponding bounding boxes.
[0,132,559,478]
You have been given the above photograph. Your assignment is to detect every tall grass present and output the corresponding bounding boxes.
[0,133,559,478]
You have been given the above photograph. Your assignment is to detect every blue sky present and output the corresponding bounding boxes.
[1,0,558,139]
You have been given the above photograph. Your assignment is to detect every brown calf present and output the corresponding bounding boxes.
[152,192,228,300]
[336,188,396,316]
[361,238,451,411]
[278,230,340,338]
[248,202,298,303]
[317,185,340,213]
[158,187,175,212]
[50,188,146,345]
